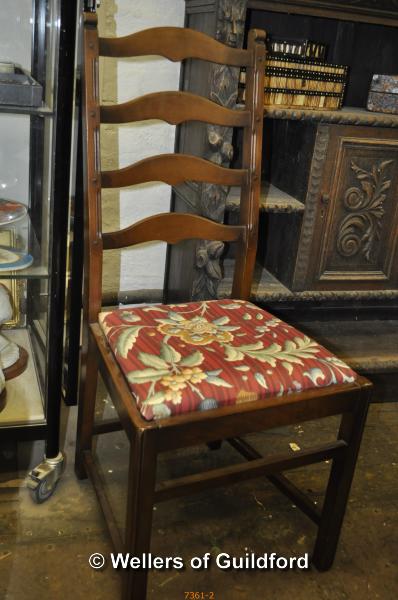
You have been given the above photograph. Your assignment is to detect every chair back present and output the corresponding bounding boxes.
[82,13,266,323]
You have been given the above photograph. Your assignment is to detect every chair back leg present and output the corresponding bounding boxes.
[312,387,371,570]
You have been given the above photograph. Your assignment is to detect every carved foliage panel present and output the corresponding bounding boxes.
[192,0,248,300]
[335,158,393,265]
[314,128,398,288]
[167,0,248,302]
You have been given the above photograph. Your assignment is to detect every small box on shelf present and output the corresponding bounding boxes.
[0,64,43,108]
[238,55,348,111]
[367,75,398,115]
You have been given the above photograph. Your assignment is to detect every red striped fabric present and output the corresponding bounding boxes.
[99,299,357,421]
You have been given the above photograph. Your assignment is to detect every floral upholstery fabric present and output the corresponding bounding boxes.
[98,299,357,421]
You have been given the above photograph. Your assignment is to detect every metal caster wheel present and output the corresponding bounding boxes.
[29,477,57,503]
[27,452,65,504]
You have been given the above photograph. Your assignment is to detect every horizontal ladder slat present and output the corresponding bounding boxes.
[102,213,244,249]
[154,440,347,503]
[101,154,247,188]
[99,27,253,66]
[100,91,250,127]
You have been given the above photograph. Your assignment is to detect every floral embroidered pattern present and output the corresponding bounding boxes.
[156,313,238,345]
[126,341,232,415]
[99,299,357,421]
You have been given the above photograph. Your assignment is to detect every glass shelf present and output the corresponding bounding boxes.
[0,329,45,428]
[0,104,54,117]
[0,216,50,279]
[0,265,50,279]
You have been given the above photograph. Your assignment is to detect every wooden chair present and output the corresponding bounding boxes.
[76,13,372,600]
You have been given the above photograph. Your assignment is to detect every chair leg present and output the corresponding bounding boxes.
[122,430,157,600]
[312,393,370,571]
[74,332,99,480]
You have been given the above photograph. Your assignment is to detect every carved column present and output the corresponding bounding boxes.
[166,0,248,302]
[193,0,247,300]
[292,125,330,290]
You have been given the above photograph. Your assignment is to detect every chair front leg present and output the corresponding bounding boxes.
[75,330,100,479]
[312,390,371,571]
[123,429,157,600]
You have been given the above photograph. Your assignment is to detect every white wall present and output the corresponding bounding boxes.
[0,1,184,292]
[114,0,185,291]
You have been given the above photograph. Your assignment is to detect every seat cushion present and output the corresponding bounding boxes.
[98,299,357,421]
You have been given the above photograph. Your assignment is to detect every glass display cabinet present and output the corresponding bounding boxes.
[0,0,77,501]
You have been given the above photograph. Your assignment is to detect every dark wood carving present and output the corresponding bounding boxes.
[247,0,398,25]
[336,159,393,262]
[192,0,248,300]
[249,0,398,11]
[294,125,398,291]
[292,125,330,290]
[311,0,398,8]
[265,107,398,129]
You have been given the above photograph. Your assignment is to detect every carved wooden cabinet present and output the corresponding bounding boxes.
[264,123,398,291]
[169,1,398,308]
[165,1,398,399]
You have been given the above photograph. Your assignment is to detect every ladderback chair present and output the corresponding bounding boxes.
[76,13,372,600]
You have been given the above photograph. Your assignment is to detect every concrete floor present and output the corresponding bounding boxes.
[0,399,397,600]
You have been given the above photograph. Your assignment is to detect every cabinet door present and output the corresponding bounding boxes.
[296,124,398,291]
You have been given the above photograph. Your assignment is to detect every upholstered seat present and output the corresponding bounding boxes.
[99,299,357,421]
